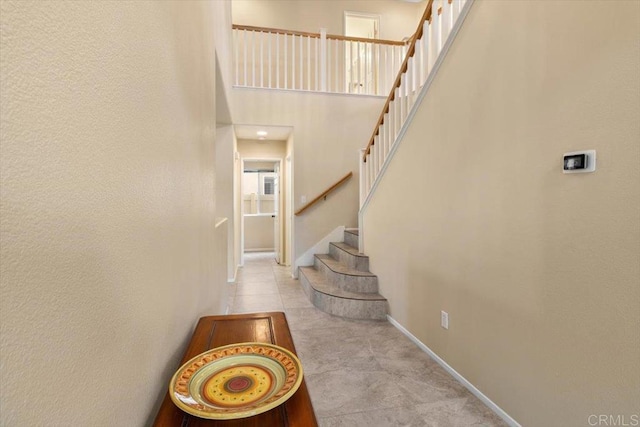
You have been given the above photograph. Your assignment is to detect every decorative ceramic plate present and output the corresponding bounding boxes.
[169,342,304,420]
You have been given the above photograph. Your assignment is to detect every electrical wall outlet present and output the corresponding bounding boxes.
[301,195,307,203]
[441,311,449,329]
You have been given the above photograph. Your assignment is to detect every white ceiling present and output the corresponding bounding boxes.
[234,124,292,141]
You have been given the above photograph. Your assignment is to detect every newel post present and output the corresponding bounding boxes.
[359,148,367,209]
[320,28,327,92]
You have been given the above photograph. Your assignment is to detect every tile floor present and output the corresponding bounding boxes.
[229,252,508,427]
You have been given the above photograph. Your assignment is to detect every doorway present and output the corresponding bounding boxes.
[241,159,283,263]
[234,125,293,274]
[344,11,380,94]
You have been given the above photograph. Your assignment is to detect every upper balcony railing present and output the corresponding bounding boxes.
[233,24,409,96]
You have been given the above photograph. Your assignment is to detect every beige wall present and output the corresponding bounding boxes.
[0,1,226,425]
[232,0,424,41]
[244,215,276,250]
[233,88,384,265]
[362,1,640,426]
[216,125,238,280]
[238,138,287,158]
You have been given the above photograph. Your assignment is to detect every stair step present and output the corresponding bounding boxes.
[314,254,378,293]
[299,267,387,320]
[344,229,359,248]
[329,242,369,272]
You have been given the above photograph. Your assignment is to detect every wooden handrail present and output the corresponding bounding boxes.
[232,24,407,47]
[294,172,353,216]
[363,0,436,161]
[326,34,407,46]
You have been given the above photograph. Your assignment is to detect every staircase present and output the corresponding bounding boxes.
[299,229,388,320]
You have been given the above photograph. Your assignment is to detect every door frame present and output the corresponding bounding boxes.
[343,11,380,93]
[343,11,381,38]
[240,157,284,266]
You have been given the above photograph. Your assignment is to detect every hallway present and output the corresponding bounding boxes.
[229,253,507,426]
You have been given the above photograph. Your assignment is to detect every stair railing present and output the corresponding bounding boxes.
[294,172,353,216]
[359,0,471,207]
[232,25,409,96]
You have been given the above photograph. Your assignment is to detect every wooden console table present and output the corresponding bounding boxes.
[152,312,318,427]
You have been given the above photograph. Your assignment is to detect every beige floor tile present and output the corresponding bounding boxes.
[227,252,508,427]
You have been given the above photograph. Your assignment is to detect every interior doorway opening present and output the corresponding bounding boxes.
[241,159,282,263]
[234,125,293,272]
[344,11,380,94]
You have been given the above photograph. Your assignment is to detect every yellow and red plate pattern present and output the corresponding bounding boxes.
[169,342,304,420]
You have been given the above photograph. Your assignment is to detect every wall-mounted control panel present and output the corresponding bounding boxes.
[563,150,596,174]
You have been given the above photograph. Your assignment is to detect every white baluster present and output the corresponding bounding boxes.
[268,32,272,88]
[451,0,460,30]
[377,136,383,174]
[291,35,295,89]
[389,47,395,91]
[372,136,378,178]
[315,36,319,91]
[364,153,370,198]
[259,31,264,87]
[433,1,442,53]
[299,35,303,90]
[364,43,369,95]
[386,111,392,154]
[414,37,422,89]
[379,124,385,162]
[382,115,389,157]
[399,73,407,123]
[359,149,366,208]
[428,11,437,71]
[442,0,453,44]
[371,143,377,181]
[243,30,247,86]
[381,45,387,94]
[373,43,377,95]
[367,153,374,193]
[251,31,256,87]
[325,33,331,92]
[284,33,288,89]
[394,87,401,140]
[336,39,340,92]
[407,60,415,110]
[347,41,352,93]
[412,49,418,93]
[356,42,361,94]
[276,33,280,89]
[422,20,430,80]
[307,35,311,91]
[234,30,238,85]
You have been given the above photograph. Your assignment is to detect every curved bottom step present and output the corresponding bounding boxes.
[299,266,387,320]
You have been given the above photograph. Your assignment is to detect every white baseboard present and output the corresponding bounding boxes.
[387,315,521,427]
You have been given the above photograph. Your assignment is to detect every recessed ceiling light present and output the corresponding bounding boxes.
[257,130,268,137]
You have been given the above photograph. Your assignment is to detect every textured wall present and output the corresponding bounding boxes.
[0,1,223,425]
[362,1,640,425]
